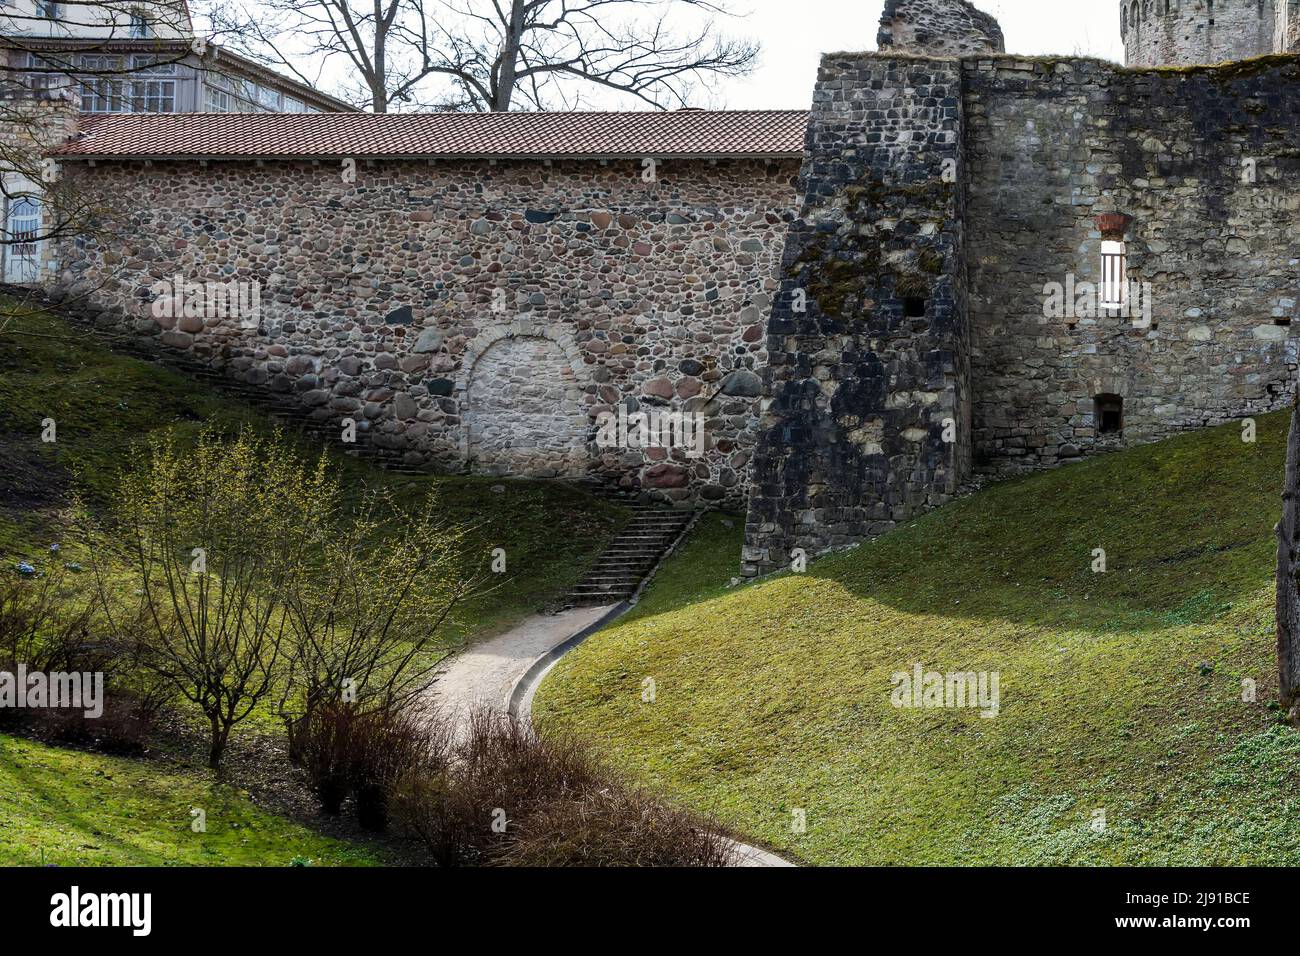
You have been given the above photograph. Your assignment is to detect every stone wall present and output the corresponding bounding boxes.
[745,49,1300,573]
[965,54,1300,475]
[742,54,969,576]
[1123,0,1277,66]
[877,0,1005,56]
[50,155,799,505]
[1281,0,1300,51]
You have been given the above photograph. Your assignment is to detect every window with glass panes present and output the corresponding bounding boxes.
[79,55,126,112]
[129,55,176,112]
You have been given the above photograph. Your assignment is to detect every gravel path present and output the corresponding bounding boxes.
[428,605,614,740]
[429,604,795,868]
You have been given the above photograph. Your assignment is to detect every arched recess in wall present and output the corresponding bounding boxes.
[459,325,590,479]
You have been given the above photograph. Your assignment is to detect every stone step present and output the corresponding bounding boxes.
[564,506,700,608]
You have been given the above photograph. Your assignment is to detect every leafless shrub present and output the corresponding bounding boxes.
[298,699,449,829]
[39,693,153,755]
[0,565,167,751]
[498,786,737,867]
[391,708,735,867]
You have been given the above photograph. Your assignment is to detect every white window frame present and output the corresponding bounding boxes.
[256,85,282,110]
[78,54,126,112]
[129,55,177,113]
[24,52,58,93]
[128,9,152,38]
[1099,240,1128,311]
[4,195,43,284]
[205,87,233,111]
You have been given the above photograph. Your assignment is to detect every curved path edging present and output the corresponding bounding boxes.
[503,600,795,868]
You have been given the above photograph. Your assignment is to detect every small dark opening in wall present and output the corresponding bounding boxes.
[1096,394,1123,435]
[903,297,927,318]
[1276,317,1292,327]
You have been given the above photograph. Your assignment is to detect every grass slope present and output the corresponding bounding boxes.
[536,413,1300,865]
[0,302,625,865]
[0,733,380,866]
[0,304,626,640]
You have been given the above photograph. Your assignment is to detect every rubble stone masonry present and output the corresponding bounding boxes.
[50,156,800,506]
[34,6,1300,572]
[743,51,1300,575]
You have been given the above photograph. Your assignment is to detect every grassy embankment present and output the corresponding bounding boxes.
[0,303,625,865]
[537,412,1300,865]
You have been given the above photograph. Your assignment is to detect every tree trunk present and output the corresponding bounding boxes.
[207,714,230,769]
[372,0,389,112]
[1277,389,1300,722]
[492,0,526,111]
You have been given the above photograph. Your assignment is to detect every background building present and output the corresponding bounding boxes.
[0,0,351,282]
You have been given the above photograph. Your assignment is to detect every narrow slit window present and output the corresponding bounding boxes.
[1100,240,1127,312]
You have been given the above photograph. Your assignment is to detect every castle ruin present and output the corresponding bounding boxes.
[25,0,1300,574]
[741,0,1300,574]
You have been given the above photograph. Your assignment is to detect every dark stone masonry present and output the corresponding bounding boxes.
[877,0,1005,56]
[742,56,971,574]
[741,2,1300,575]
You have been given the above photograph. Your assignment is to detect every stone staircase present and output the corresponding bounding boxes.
[7,285,708,602]
[566,506,696,607]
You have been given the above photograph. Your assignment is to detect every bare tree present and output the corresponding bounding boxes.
[1278,388,1300,723]
[277,490,475,762]
[88,426,477,769]
[90,429,317,768]
[209,0,759,113]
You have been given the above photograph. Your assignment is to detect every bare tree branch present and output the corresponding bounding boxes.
[210,0,758,113]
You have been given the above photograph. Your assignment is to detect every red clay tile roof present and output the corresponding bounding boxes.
[54,110,809,160]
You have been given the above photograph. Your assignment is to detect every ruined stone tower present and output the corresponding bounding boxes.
[878,0,1005,55]
[1121,0,1297,66]
[1280,0,1300,51]
[742,1,1300,576]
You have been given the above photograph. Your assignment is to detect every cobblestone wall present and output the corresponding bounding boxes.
[50,156,799,505]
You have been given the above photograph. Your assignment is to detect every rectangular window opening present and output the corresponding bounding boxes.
[1100,240,1127,311]
[1096,394,1124,435]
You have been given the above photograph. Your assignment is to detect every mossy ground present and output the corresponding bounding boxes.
[0,733,381,866]
[536,413,1299,865]
[0,302,626,865]
[0,304,626,641]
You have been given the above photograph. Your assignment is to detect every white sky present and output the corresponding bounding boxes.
[220,0,1127,111]
[710,0,1125,109]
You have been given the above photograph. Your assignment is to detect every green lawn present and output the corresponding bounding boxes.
[536,412,1300,865]
[0,303,626,641]
[0,300,627,865]
[0,733,382,866]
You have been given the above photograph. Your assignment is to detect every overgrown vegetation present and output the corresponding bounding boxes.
[537,412,1300,865]
[0,300,627,865]
[0,304,626,639]
[81,428,472,768]
[390,708,737,867]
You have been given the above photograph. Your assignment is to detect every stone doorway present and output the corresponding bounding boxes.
[463,333,588,479]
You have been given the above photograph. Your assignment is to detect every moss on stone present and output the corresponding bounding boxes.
[918,248,946,275]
